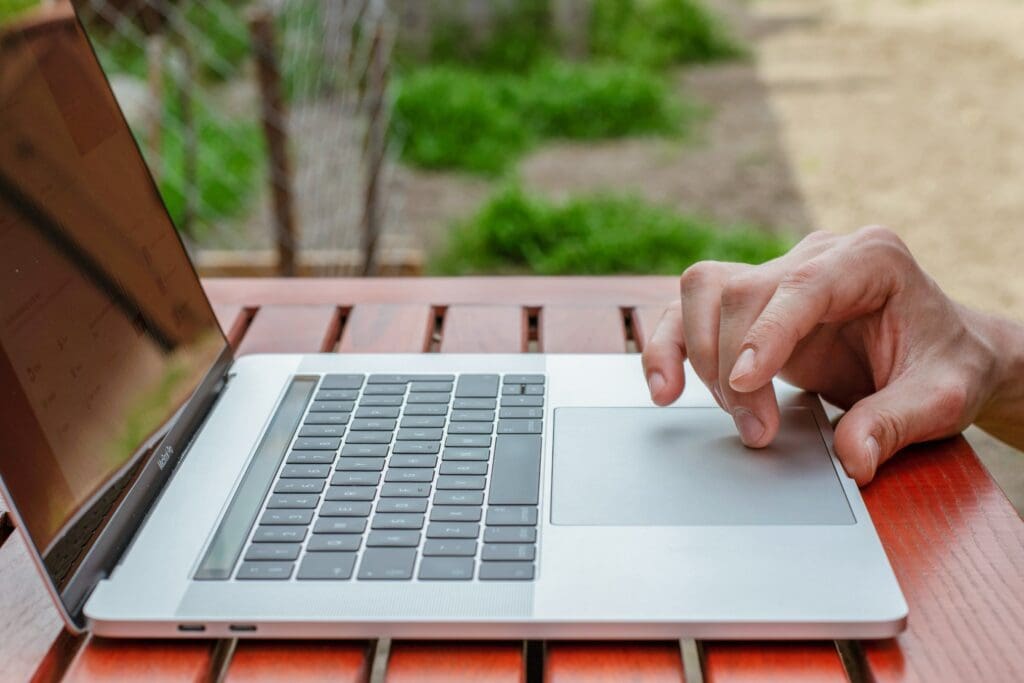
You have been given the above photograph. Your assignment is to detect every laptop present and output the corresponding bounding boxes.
[0,1,906,639]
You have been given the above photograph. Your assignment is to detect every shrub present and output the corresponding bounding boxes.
[431,186,791,275]
[422,0,554,73]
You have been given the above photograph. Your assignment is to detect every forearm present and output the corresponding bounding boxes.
[974,310,1024,450]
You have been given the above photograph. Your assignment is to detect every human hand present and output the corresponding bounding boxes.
[641,227,1008,485]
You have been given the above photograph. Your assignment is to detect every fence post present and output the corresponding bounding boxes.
[359,19,389,276]
[249,8,298,277]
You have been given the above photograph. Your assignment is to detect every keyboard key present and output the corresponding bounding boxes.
[358,548,416,579]
[450,410,495,422]
[310,400,355,413]
[385,468,434,483]
[368,374,454,384]
[237,562,293,580]
[401,416,446,428]
[499,407,543,419]
[325,486,376,501]
[497,420,543,435]
[456,374,499,398]
[372,514,425,530]
[501,384,523,396]
[380,483,431,497]
[419,557,474,580]
[426,522,480,539]
[366,530,421,547]
[479,562,534,580]
[303,412,350,425]
[245,543,301,561]
[430,506,482,522]
[287,451,334,464]
[486,506,539,526]
[341,444,388,457]
[407,393,451,404]
[445,435,491,448]
[321,374,365,390]
[346,432,393,445]
[320,501,372,517]
[389,454,437,468]
[360,395,404,406]
[524,385,545,396]
[440,461,488,476]
[355,406,400,419]
[490,435,541,505]
[410,381,453,392]
[433,491,484,506]
[501,396,543,407]
[331,471,380,486]
[299,424,346,438]
[350,418,397,431]
[503,374,544,385]
[392,441,441,455]
[297,552,356,580]
[396,427,443,441]
[268,494,320,509]
[448,423,493,435]
[307,534,361,552]
[437,475,486,490]
[442,447,490,461]
[482,544,535,561]
[274,479,325,494]
[282,464,331,478]
[453,398,496,410]
[404,404,449,416]
[316,389,359,401]
[423,539,477,557]
[376,498,428,513]
[260,509,313,525]
[337,457,385,472]
[484,526,536,543]
[313,518,367,534]
[364,384,406,395]
[252,526,307,542]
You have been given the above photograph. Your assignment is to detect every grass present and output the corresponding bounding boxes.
[392,61,690,176]
[0,0,36,22]
[431,186,792,275]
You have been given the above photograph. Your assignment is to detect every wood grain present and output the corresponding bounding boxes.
[236,304,340,355]
[339,304,433,353]
[60,639,215,683]
[545,642,685,682]
[540,305,626,353]
[861,438,1024,682]
[384,642,525,683]
[224,640,371,682]
[702,642,847,682]
[439,305,526,353]
[0,534,65,682]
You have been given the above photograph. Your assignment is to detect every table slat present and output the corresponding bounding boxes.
[339,304,434,353]
[384,642,525,683]
[0,534,65,682]
[545,642,686,682]
[861,438,1024,681]
[61,639,215,683]
[702,642,847,682]
[225,641,371,682]
[440,305,526,353]
[236,304,340,355]
[541,305,626,353]
[212,304,249,349]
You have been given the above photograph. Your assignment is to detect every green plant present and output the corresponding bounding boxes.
[423,0,553,72]
[0,0,36,22]
[431,186,791,275]
[590,0,745,67]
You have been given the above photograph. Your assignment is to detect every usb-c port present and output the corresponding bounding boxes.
[229,624,257,632]
[178,624,205,633]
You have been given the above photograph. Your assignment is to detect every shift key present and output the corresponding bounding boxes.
[489,435,541,505]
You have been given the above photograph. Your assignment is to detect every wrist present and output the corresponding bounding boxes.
[971,307,1024,439]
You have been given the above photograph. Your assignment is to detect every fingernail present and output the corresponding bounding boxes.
[733,408,765,445]
[711,382,727,410]
[730,347,757,386]
[865,435,881,469]
[647,371,665,397]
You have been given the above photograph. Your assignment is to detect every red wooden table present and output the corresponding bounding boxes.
[3,277,1023,682]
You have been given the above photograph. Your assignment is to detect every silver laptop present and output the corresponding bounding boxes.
[0,3,906,639]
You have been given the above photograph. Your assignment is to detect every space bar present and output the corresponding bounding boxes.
[489,435,541,505]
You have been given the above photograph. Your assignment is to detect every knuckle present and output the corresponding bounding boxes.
[872,406,909,450]
[930,380,969,426]
[720,272,764,311]
[780,258,826,292]
[800,229,835,246]
[679,261,721,296]
[748,309,798,350]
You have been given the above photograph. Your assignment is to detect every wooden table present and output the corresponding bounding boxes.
[3,277,1023,682]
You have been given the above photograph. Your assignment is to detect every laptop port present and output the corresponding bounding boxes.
[229,624,257,632]
[177,624,205,633]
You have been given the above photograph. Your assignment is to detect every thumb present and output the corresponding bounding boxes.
[833,377,965,485]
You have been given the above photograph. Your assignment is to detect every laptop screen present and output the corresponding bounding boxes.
[0,2,226,596]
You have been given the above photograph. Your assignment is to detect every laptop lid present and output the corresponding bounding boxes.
[0,1,231,630]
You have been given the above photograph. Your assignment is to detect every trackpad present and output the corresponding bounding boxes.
[551,407,853,525]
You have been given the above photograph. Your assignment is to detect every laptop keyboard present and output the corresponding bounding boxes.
[235,373,543,581]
